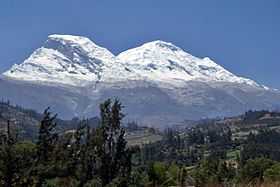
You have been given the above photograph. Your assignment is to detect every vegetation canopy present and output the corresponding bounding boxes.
[1,101,280,186]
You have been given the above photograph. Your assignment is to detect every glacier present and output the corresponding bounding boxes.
[1,34,280,128]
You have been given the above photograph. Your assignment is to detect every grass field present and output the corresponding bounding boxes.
[126,130,163,146]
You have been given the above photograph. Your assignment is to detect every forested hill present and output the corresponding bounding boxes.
[1,98,280,144]
[0,101,99,140]
[0,101,160,145]
[2,100,280,186]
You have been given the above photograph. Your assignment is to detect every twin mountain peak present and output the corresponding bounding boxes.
[1,34,279,127]
[3,34,262,89]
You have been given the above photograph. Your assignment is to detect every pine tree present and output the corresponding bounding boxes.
[35,107,58,186]
[97,99,131,186]
[37,107,58,162]
[0,120,17,187]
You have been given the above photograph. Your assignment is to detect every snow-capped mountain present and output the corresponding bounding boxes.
[5,35,261,88]
[4,35,134,86]
[118,40,259,87]
[1,34,280,128]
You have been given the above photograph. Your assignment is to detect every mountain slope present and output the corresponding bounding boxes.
[117,40,260,87]
[4,35,134,86]
[1,34,280,128]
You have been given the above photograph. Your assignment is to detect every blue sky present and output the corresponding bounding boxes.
[0,0,279,88]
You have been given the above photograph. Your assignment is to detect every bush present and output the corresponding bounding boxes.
[241,158,275,183]
[264,163,280,182]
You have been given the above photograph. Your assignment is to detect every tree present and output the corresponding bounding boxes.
[37,108,58,163]
[97,99,131,186]
[0,120,17,187]
[264,163,280,182]
[188,128,204,145]
[147,162,166,187]
[241,158,275,184]
[35,107,58,186]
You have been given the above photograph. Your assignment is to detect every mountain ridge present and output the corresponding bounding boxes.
[3,34,265,89]
[1,34,279,127]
